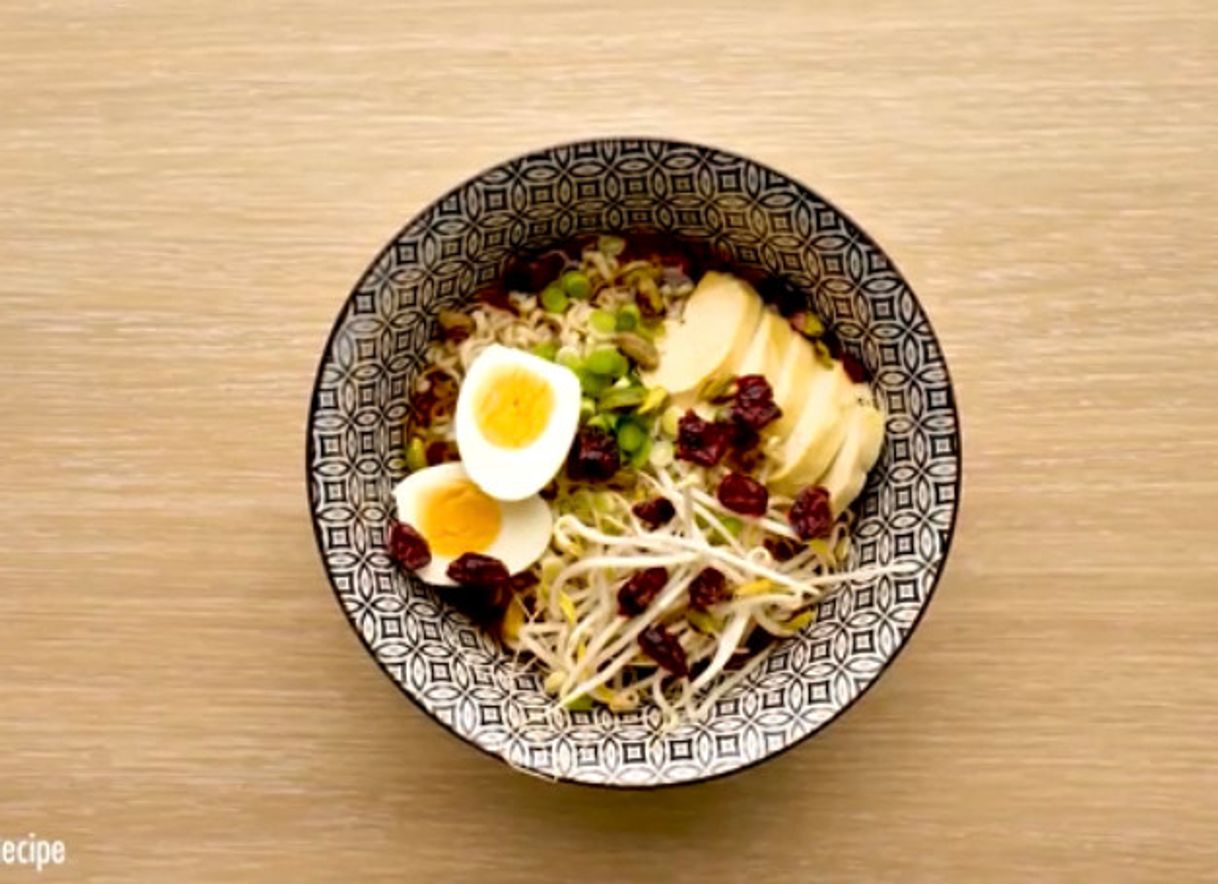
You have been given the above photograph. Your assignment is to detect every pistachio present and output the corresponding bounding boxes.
[637,386,668,414]
[405,436,428,472]
[599,386,648,411]
[635,276,665,318]
[622,263,660,285]
[790,311,825,339]
[659,404,682,438]
[613,332,660,370]
[812,340,834,368]
[696,373,733,402]
[597,235,626,257]
[687,609,722,635]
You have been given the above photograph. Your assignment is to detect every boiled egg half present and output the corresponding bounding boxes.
[392,462,552,586]
[455,344,581,500]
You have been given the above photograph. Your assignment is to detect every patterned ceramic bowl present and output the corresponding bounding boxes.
[307,138,961,787]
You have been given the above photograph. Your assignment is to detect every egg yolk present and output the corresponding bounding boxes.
[418,480,501,557]
[474,365,554,448]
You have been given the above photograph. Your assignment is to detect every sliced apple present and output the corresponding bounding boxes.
[645,272,763,403]
[768,363,853,494]
[735,308,793,382]
[819,399,886,512]
[768,324,818,438]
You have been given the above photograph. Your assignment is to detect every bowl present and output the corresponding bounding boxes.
[307,138,961,787]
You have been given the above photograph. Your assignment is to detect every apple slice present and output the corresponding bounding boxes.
[819,399,886,512]
[645,272,763,403]
[768,324,818,439]
[768,363,853,494]
[735,308,793,382]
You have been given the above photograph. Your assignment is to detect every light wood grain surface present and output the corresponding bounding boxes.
[3,1,1217,881]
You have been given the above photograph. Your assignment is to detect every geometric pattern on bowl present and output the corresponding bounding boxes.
[307,138,961,786]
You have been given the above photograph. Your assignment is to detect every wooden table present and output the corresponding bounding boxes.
[3,1,1216,880]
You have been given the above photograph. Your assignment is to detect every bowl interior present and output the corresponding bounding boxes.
[308,139,960,786]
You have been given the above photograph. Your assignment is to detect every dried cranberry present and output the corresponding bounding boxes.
[717,471,768,516]
[638,624,688,677]
[764,536,803,563]
[622,235,695,276]
[726,444,764,476]
[506,252,565,292]
[409,387,438,428]
[509,570,539,593]
[635,279,665,319]
[502,261,532,294]
[617,567,668,616]
[475,284,518,315]
[567,426,621,482]
[733,399,781,434]
[728,418,759,451]
[840,352,868,383]
[426,440,457,465]
[632,497,676,529]
[730,374,782,432]
[657,251,692,276]
[688,567,727,610]
[725,417,763,473]
[789,485,834,540]
[388,521,431,571]
[735,375,777,405]
[734,374,771,401]
[675,411,733,467]
[446,552,511,588]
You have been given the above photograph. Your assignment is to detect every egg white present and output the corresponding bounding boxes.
[392,462,552,586]
[454,344,581,501]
